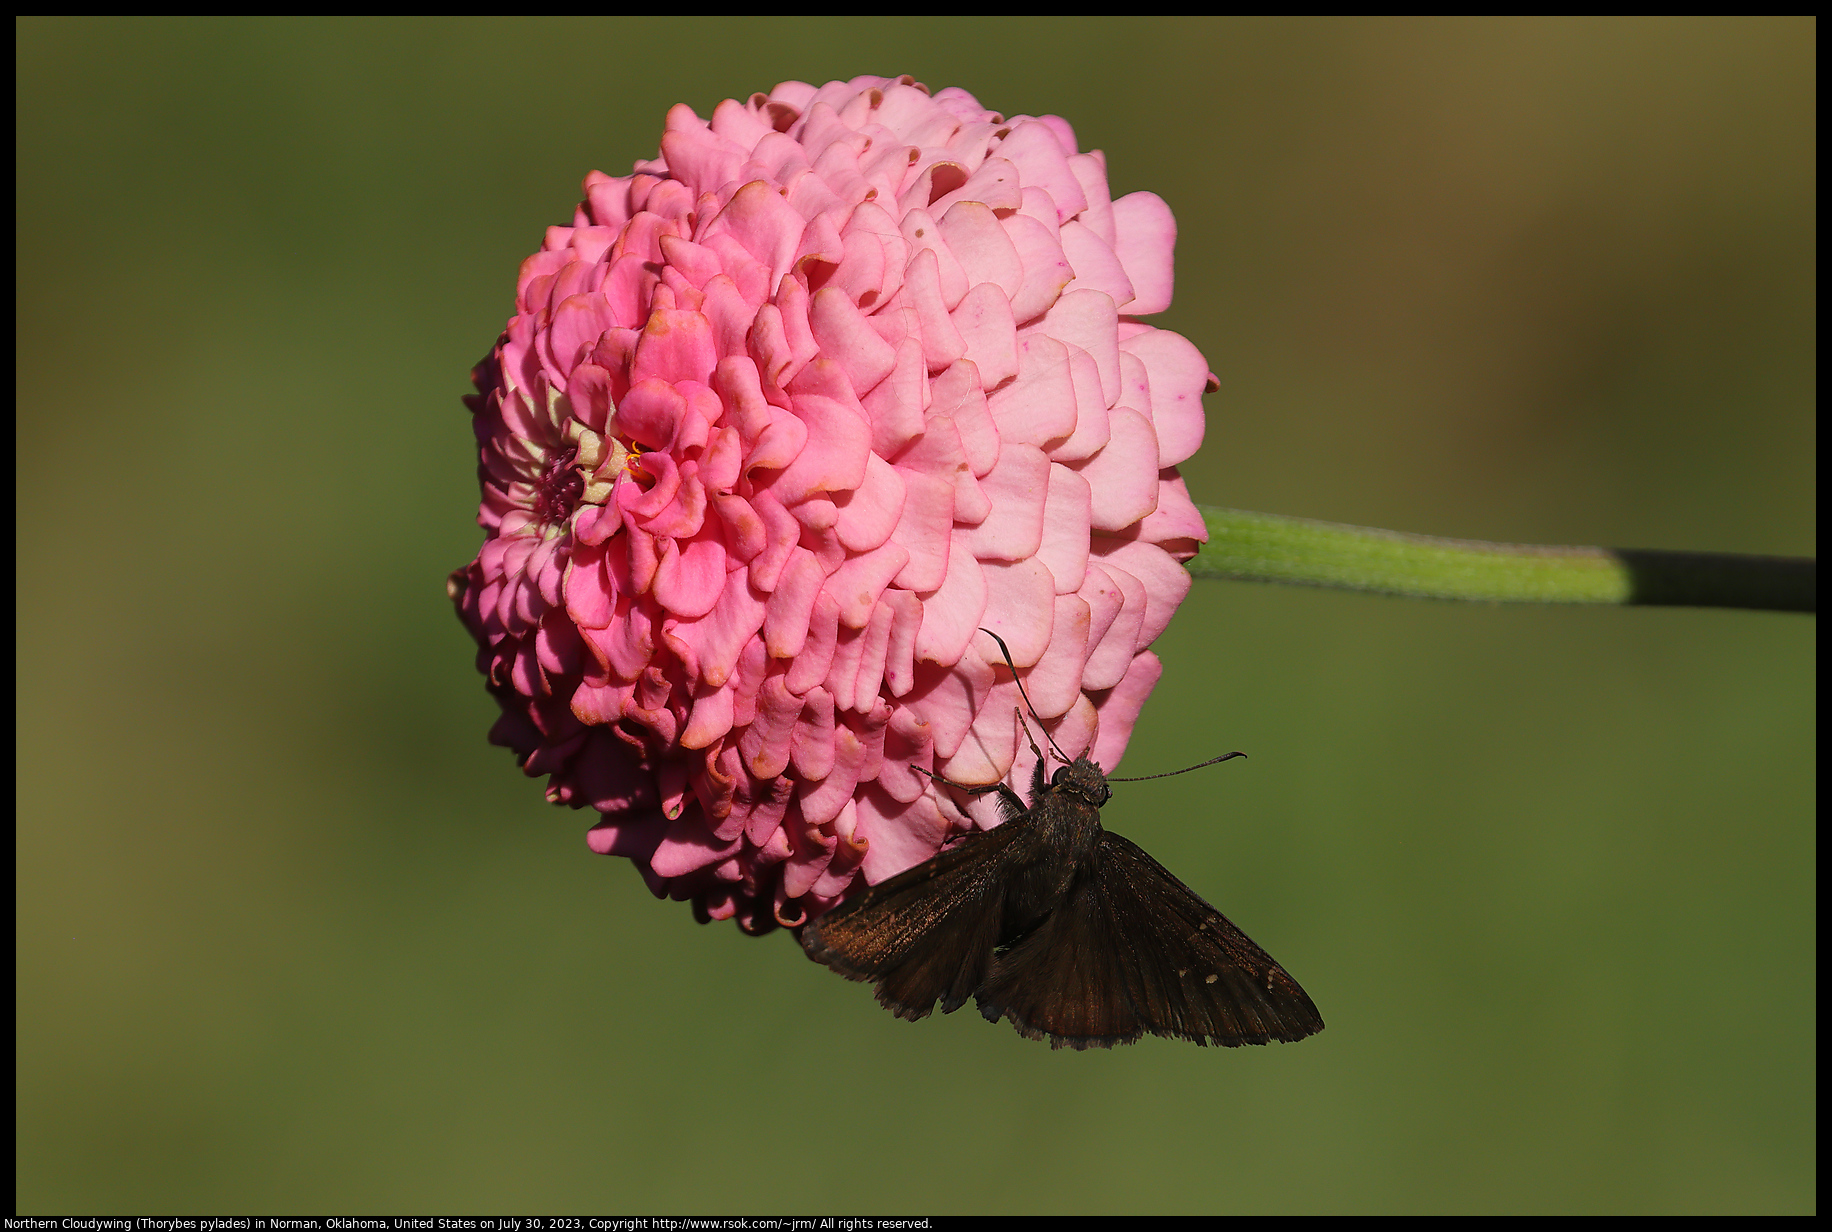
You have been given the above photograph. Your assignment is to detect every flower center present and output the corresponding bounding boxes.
[533,444,584,527]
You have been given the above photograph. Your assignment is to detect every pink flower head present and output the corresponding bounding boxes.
[449,76,1213,934]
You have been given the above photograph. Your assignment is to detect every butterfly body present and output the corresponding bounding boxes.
[799,751,1324,1050]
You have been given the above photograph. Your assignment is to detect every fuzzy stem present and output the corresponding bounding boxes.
[1187,506,1814,613]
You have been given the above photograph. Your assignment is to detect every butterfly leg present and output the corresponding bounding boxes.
[912,765,1029,821]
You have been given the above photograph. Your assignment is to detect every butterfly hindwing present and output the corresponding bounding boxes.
[974,873,1148,1049]
[1095,831,1324,1046]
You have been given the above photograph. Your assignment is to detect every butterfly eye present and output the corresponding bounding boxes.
[1051,766,1073,787]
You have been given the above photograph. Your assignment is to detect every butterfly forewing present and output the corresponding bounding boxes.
[799,821,1030,1019]
[1096,831,1324,1046]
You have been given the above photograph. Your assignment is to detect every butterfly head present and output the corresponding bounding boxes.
[1050,756,1113,808]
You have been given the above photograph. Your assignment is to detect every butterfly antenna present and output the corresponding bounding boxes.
[978,628,1072,763]
[1110,751,1247,782]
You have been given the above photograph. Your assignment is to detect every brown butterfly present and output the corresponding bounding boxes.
[798,632,1324,1050]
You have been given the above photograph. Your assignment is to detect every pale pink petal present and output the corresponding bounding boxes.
[986,334,1078,448]
[1119,326,1208,466]
[937,201,1024,300]
[1058,219,1135,310]
[886,464,955,592]
[1036,463,1093,593]
[978,557,1057,668]
[832,452,906,553]
[1090,536,1194,646]
[1073,408,1161,531]
[1089,650,1163,774]
[928,359,1000,477]
[993,123,1086,220]
[860,336,928,457]
[1019,594,1092,719]
[950,282,1020,391]
[1043,344,1111,463]
[1110,191,1176,316]
[809,285,897,397]
[1078,562,1145,691]
[823,540,910,630]
[913,531,988,666]
[965,443,1050,561]
[1001,211,1075,325]
[1022,288,1120,408]
[1133,471,1209,551]
[900,208,970,311]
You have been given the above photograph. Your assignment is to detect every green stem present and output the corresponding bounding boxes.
[1187,507,1815,613]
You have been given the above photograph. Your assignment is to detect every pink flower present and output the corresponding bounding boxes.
[449,75,1213,934]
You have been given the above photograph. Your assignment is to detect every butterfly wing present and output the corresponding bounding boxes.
[973,872,1149,1049]
[1096,831,1324,1046]
[799,820,1031,1020]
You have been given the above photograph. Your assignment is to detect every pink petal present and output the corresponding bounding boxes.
[1119,326,1207,466]
[1020,594,1093,719]
[1089,650,1162,775]
[1066,152,1115,246]
[615,378,687,451]
[784,590,841,695]
[929,155,1023,217]
[738,674,802,779]
[651,531,728,618]
[1110,191,1176,316]
[662,568,768,689]
[649,810,742,879]
[809,285,897,397]
[798,722,866,827]
[1090,536,1193,647]
[1023,289,1119,409]
[900,206,970,310]
[832,451,906,553]
[912,530,987,666]
[901,652,996,762]
[941,671,1025,787]
[856,787,950,883]
[704,179,806,288]
[1133,471,1209,550]
[993,123,1085,220]
[765,393,870,505]
[860,336,928,457]
[1058,219,1135,311]
[1042,344,1111,463]
[1078,562,1144,691]
[1001,211,1074,325]
[823,540,911,630]
[790,686,837,781]
[977,557,1057,669]
[762,548,824,657]
[951,282,1020,391]
[899,246,968,371]
[987,334,1077,448]
[928,359,1000,477]
[1036,463,1093,594]
[937,201,1024,300]
[886,464,954,592]
[1073,408,1161,532]
[965,442,1049,561]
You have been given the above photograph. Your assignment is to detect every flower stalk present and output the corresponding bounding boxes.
[1189,506,1815,613]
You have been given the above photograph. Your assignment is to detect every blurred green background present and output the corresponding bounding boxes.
[16,17,1813,1215]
